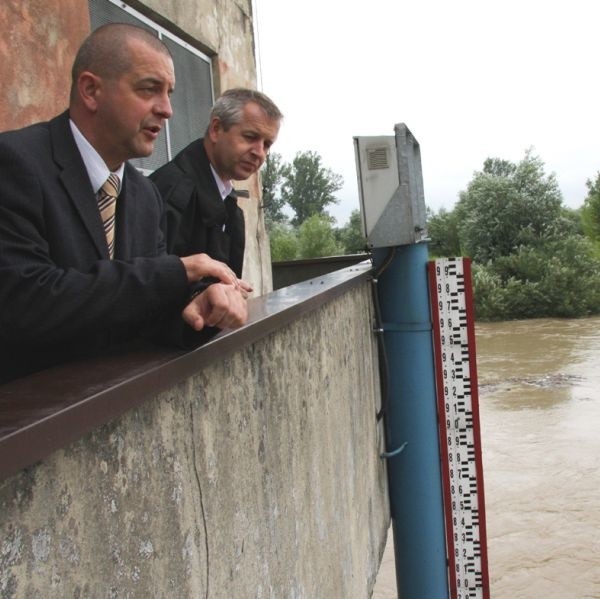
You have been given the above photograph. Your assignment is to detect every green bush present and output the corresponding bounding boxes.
[297,214,344,259]
[472,236,600,320]
[269,224,299,262]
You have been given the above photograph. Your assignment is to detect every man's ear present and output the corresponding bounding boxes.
[207,117,223,142]
[77,72,102,112]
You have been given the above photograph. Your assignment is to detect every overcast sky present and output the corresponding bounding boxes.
[253,0,599,225]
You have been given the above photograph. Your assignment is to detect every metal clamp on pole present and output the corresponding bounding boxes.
[380,441,407,460]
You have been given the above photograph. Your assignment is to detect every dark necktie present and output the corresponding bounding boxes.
[97,174,119,259]
[224,194,245,277]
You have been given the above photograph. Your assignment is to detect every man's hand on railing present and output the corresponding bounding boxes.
[180,252,238,285]
[182,280,252,331]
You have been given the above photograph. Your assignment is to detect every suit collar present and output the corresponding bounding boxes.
[176,138,220,194]
[50,111,109,258]
[69,119,125,193]
[209,163,234,200]
[170,138,229,226]
[113,163,141,259]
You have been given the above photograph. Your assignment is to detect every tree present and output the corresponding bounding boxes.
[422,151,600,321]
[260,152,287,226]
[269,214,347,261]
[561,206,584,237]
[427,206,461,257]
[473,236,600,320]
[280,151,343,226]
[581,172,600,242]
[297,214,343,258]
[482,157,517,178]
[455,149,564,263]
[336,209,367,254]
[269,222,299,262]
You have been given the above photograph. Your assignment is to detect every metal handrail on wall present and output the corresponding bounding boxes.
[0,262,372,482]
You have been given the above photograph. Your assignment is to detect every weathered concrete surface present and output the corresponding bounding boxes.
[142,0,257,92]
[0,283,390,598]
[0,0,89,130]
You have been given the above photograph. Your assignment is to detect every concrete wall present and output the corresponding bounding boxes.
[0,0,90,128]
[0,0,272,293]
[0,282,390,598]
[139,0,257,92]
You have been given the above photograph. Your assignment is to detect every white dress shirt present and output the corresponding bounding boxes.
[69,119,124,194]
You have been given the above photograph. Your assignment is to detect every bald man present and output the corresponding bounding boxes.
[0,23,250,383]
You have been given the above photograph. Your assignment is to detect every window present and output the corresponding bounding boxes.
[88,0,214,172]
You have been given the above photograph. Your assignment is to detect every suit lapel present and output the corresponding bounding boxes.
[50,112,108,259]
[114,165,138,259]
[180,139,227,226]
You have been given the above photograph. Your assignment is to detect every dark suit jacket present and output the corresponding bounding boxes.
[149,139,245,277]
[0,111,191,383]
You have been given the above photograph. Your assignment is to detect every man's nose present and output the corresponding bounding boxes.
[251,140,268,162]
[155,93,173,119]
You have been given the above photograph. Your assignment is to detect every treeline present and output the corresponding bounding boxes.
[428,149,600,320]
[261,148,600,321]
[261,151,364,260]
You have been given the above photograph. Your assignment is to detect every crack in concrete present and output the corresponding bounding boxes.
[190,402,210,599]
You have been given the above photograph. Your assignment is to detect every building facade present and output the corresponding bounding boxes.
[0,0,273,291]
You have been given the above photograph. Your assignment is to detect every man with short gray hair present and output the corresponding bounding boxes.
[151,88,282,278]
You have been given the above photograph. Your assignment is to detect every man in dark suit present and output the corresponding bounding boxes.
[150,88,282,278]
[0,24,250,384]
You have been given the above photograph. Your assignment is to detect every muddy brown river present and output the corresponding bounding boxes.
[373,317,600,598]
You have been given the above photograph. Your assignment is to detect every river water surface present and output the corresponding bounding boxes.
[373,317,600,598]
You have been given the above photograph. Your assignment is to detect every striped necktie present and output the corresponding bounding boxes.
[97,173,119,259]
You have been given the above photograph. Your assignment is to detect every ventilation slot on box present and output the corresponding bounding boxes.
[366,147,390,170]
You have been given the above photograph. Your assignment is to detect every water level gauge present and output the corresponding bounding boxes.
[428,257,490,599]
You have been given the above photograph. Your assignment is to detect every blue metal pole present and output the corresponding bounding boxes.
[374,242,449,599]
